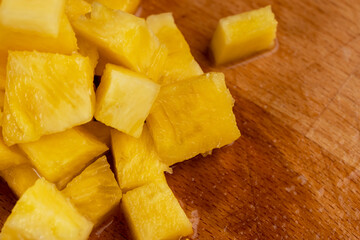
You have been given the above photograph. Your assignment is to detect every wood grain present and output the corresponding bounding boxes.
[0,0,360,239]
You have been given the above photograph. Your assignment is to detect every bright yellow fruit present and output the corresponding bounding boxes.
[0,164,40,198]
[78,121,111,147]
[147,72,240,166]
[111,126,170,191]
[0,131,27,171]
[73,2,167,81]
[122,176,193,240]
[65,0,91,23]
[0,55,6,90]
[76,36,99,69]
[62,156,122,226]
[94,55,108,76]
[0,0,65,38]
[85,0,140,13]
[147,13,203,85]
[210,5,278,65]
[0,90,4,124]
[18,128,108,189]
[0,15,77,56]
[2,51,95,145]
[0,178,93,240]
[95,64,160,138]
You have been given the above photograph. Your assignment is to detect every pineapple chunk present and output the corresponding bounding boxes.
[65,0,91,23]
[95,64,160,138]
[18,128,108,189]
[210,6,278,65]
[0,178,93,240]
[78,121,111,147]
[0,0,65,38]
[73,2,167,81]
[85,0,140,13]
[3,51,95,145]
[0,131,27,171]
[147,13,203,85]
[77,36,99,69]
[111,126,169,191]
[147,72,240,166]
[62,156,122,226]
[0,15,77,56]
[0,164,40,197]
[122,176,193,240]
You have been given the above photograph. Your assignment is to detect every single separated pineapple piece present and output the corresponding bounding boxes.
[0,164,40,198]
[73,2,167,81]
[122,176,193,240]
[147,72,240,166]
[0,0,65,38]
[111,126,170,191]
[78,121,111,147]
[147,13,203,85]
[62,156,122,226]
[85,0,140,13]
[95,64,160,138]
[0,178,93,240]
[3,51,95,145]
[210,6,278,65]
[18,128,108,189]
[0,132,27,171]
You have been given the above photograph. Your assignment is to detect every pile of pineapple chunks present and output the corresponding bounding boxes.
[0,0,279,239]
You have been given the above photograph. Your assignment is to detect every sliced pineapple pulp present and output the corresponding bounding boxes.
[65,0,91,23]
[76,36,99,70]
[62,156,122,226]
[2,51,95,145]
[84,0,141,13]
[0,131,28,171]
[78,121,112,147]
[0,178,93,240]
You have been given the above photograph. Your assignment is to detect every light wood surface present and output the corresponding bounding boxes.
[1,0,360,239]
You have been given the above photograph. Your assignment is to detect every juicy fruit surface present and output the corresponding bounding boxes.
[147,72,241,165]
[0,0,65,38]
[0,131,27,171]
[210,5,278,65]
[0,164,40,198]
[122,177,193,240]
[95,64,160,138]
[76,36,99,70]
[62,156,122,226]
[18,128,108,189]
[73,2,166,81]
[0,178,93,240]
[147,13,203,85]
[78,121,111,147]
[2,51,95,145]
[65,0,91,23]
[85,0,141,13]
[111,126,169,191]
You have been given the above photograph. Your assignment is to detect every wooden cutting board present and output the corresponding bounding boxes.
[1,0,359,239]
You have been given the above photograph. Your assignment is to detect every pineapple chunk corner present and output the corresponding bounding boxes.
[62,156,122,226]
[0,0,66,38]
[122,177,193,240]
[210,5,278,65]
[95,64,160,138]
[0,178,93,240]
[147,72,240,166]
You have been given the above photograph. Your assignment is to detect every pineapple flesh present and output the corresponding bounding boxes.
[210,5,278,65]
[2,51,95,145]
[76,36,99,70]
[0,178,93,240]
[62,156,122,226]
[0,90,4,124]
[0,131,28,171]
[84,0,141,13]
[0,164,40,198]
[122,176,193,240]
[147,72,240,166]
[65,0,91,23]
[0,56,6,90]
[18,127,108,189]
[95,64,160,138]
[78,121,111,147]
[73,2,167,81]
[0,0,65,38]
[111,126,170,192]
[147,13,203,85]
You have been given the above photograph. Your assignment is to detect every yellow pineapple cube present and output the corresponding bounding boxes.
[210,6,278,65]
[147,13,203,85]
[62,156,122,226]
[78,121,111,147]
[0,164,40,197]
[0,178,93,240]
[147,72,240,166]
[18,128,108,189]
[122,176,193,240]
[95,64,160,138]
[65,0,91,23]
[0,15,77,56]
[0,132,27,171]
[0,0,65,38]
[73,2,167,81]
[111,126,169,191]
[76,36,99,69]
[3,51,95,145]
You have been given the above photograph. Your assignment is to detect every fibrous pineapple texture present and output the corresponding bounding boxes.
[84,0,140,13]
[147,72,240,166]
[0,178,93,240]
[2,51,95,145]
